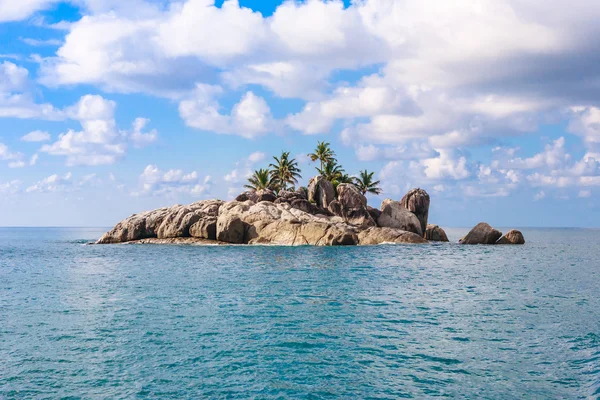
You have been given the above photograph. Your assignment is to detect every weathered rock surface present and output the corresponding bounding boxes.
[97,198,427,246]
[460,222,502,245]
[256,189,277,202]
[367,206,382,222]
[358,227,428,245]
[156,206,202,238]
[400,188,430,236]
[291,198,319,215]
[377,199,423,236]
[308,176,335,209]
[96,200,223,244]
[249,219,358,246]
[331,184,376,228]
[189,217,217,240]
[425,224,449,242]
[496,229,525,245]
[295,187,308,200]
[216,214,246,244]
[235,191,257,202]
[277,189,306,202]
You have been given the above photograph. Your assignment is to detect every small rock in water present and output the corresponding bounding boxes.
[425,224,449,242]
[496,229,525,245]
[460,222,502,245]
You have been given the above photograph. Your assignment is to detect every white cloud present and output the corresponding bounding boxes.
[0,142,23,162]
[223,151,272,196]
[8,0,600,204]
[26,172,72,193]
[156,0,267,62]
[534,191,546,201]
[410,150,472,181]
[179,88,274,138]
[133,164,211,197]
[502,137,571,170]
[21,38,62,47]
[355,142,438,162]
[40,94,158,166]
[568,106,600,146]
[578,190,591,198]
[0,180,21,196]
[130,118,158,148]
[247,151,266,164]
[0,0,58,23]
[21,130,51,142]
[0,61,63,120]
[32,0,600,151]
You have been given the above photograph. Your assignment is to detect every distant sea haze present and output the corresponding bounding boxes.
[1,227,598,398]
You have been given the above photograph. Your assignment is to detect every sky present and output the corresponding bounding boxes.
[0,0,599,228]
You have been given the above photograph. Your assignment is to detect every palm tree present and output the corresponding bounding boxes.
[316,160,345,183]
[244,168,273,191]
[308,141,336,171]
[269,151,302,191]
[337,173,354,185]
[354,169,382,195]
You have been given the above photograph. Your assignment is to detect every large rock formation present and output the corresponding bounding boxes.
[377,199,423,236]
[460,222,502,245]
[190,217,217,240]
[235,189,276,203]
[156,206,203,238]
[328,184,376,228]
[400,188,430,236]
[425,224,449,242]
[96,198,428,246]
[496,229,525,245]
[358,227,428,245]
[308,176,335,209]
[291,198,319,215]
[97,200,223,244]
[367,206,382,222]
[97,189,524,247]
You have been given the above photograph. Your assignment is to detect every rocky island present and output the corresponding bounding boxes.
[96,183,524,247]
[97,142,525,246]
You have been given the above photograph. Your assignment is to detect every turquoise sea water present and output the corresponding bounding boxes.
[0,227,599,399]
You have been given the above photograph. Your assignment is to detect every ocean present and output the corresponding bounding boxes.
[0,227,599,399]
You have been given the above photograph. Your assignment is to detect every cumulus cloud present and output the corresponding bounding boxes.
[179,86,274,138]
[130,118,158,148]
[0,61,63,120]
[0,0,59,23]
[40,94,157,166]
[6,0,600,205]
[133,164,212,197]
[26,172,72,193]
[0,180,21,196]
[21,130,51,142]
[0,142,23,161]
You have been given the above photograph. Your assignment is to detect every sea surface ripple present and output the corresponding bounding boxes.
[0,227,599,399]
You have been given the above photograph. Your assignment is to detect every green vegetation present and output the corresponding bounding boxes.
[244,168,274,191]
[269,151,302,191]
[245,142,382,196]
[308,141,336,171]
[354,170,382,195]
